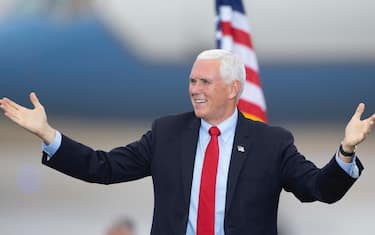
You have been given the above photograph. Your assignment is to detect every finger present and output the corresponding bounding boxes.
[353,103,365,120]
[4,111,22,124]
[2,102,21,117]
[364,113,375,125]
[0,99,8,110]
[1,100,19,114]
[2,97,23,111]
[29,92,41,108]
[369,114,375,128]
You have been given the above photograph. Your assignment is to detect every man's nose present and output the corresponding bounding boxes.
[190,82,202,94]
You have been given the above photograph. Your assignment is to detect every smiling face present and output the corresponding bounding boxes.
[189,58,239,125]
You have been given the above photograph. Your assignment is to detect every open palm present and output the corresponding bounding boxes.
[343,103,375,149]
[0,92,55,144]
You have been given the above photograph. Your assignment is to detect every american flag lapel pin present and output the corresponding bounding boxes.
[237,145,245,153]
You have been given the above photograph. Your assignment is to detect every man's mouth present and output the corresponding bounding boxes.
[194,99,207,104]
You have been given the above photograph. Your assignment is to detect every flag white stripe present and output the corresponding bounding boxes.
[218,6,251,34]
[216,30,222,40]
[242,81,267,110]
[220,35,233,51]
[232,42,259,72]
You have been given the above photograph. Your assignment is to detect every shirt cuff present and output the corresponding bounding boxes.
[335,151,359,179]
[42,131,62,157]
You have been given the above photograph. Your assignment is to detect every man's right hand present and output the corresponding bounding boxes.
[0,92,56,144]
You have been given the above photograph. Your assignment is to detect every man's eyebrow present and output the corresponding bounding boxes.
[190,77,212,81]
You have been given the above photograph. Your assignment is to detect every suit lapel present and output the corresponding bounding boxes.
[180,115,200,207]
[225,112,256,213]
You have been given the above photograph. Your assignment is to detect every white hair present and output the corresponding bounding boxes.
[196,49,245,98]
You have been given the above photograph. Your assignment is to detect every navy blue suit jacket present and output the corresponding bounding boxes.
[42,111,363,235]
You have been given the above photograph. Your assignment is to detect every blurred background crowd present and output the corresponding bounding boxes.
[0,0,374,234]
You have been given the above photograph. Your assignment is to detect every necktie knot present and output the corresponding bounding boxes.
[209,126,220,137]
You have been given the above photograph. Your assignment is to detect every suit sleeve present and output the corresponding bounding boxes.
[42,129,154,185]
[279,130,364,203]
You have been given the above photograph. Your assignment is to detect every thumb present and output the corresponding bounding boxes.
[353,103,365,120]
[29,92,41,108]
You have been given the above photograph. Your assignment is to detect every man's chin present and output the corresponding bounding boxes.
[193,110,205,119]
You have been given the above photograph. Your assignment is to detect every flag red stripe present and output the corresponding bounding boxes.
[220,22,253,48]
[237,99,268,122]
[245,67,261,86]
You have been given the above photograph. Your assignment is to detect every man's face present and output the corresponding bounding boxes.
[189,59,237,125]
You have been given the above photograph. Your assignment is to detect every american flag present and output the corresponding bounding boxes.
[216,0,267,122]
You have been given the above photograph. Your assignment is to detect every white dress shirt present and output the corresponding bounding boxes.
[186,109,238,235]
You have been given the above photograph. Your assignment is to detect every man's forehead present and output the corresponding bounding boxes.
[193,58,221,66]
[190,59,221,77]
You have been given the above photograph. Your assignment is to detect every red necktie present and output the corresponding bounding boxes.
[197,126,221,235]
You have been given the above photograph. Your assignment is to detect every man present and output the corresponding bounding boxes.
[0,49,374,235]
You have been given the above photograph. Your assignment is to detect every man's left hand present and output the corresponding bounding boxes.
[342,103,375,153]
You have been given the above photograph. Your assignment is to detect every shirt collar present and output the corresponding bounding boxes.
[200,109,238,143]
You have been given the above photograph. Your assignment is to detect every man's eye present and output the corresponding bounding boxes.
[202,79,210,84]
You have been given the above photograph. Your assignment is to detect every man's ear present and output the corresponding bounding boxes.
[228,80,241,100]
